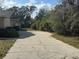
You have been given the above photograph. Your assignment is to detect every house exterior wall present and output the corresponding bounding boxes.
[11,19,20,27]
[0,10,20,28]
[4,18,11,28]
[0,17,4,28]
[0,17,20,29]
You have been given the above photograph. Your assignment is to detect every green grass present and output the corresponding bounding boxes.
[0,39,16,59]
[52,33,79,48]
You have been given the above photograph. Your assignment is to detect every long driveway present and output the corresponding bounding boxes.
[3,31,79,59]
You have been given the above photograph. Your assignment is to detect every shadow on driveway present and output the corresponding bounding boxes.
[19,31,35,39]
[0,31,35,40]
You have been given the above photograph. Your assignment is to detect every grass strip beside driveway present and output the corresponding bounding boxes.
[52,33,79,48]
[0,39,16,59]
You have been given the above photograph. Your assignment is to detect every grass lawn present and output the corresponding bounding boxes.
[52,33,79,48]
[0,39,16,59]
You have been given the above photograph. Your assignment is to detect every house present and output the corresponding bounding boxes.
[0,10,20,29]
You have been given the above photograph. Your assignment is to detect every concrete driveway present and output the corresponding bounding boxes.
[3,31,79,59]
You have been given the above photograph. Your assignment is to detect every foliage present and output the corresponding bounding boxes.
[31,1,79,36]
[62,2,79,35]
[49,0,79,35]
[9,6,36,28]
[31,9,54,32]
[0,29,19,37]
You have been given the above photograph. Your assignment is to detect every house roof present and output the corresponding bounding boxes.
[0,10,13,18]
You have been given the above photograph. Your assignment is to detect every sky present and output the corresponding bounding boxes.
[0,0,59,8]
[0,0,59,18]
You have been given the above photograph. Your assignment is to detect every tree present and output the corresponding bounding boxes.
[35,8,48,20]
[31,8,54,32]
[54,0,79,35]
[8,6,36,28]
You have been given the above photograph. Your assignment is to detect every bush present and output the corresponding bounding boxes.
[70,20,79,36]
[31,20,54,32]
[13,26,20,31]
[53,20,66,35]
[0,28,19,37]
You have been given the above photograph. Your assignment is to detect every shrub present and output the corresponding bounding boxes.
[31,19,54,32]
[0,28,19,38]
